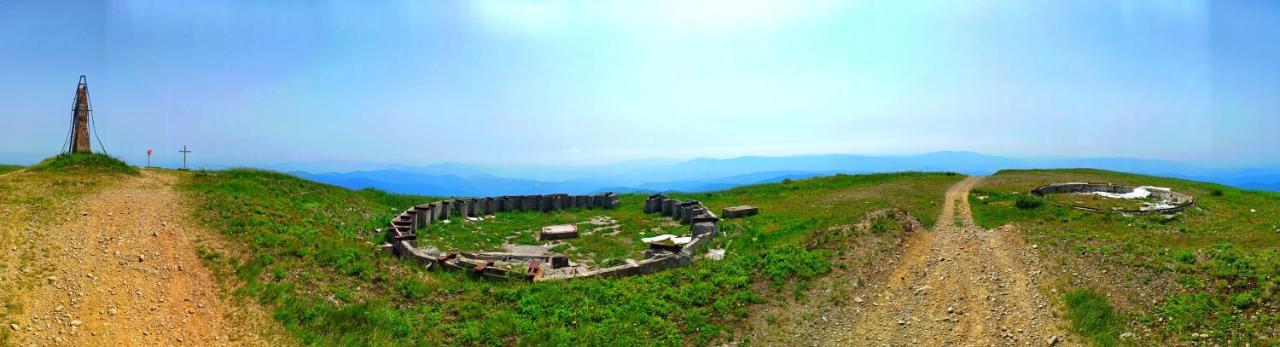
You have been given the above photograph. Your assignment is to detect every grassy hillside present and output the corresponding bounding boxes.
[0,165,22,175]
[29,152,137,175]
[181,169,962,345]
[971,169,1280,345]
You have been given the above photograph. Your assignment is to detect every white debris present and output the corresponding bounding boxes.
[707,248,726,261]
[1087,186,1170,199]
[1142,202,1179,211]
[641,234,691,244]
[1251,209,1258,213]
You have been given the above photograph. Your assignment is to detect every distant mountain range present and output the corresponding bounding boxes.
[290,151,1280,197]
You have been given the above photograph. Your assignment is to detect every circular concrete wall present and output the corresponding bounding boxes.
[1029,183,1194,214]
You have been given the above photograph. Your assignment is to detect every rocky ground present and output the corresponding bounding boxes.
[1,170,285,346]
[747,177,1075,346]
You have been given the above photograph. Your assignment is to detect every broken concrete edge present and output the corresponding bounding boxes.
[534,252,691,282]
[1029,183,1195,215]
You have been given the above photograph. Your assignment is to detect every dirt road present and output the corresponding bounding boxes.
[2,171,281,346]
[831,176,1072,346]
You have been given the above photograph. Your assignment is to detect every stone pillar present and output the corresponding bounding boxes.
[483,197,496,215]
[662,199,678,216]
[501,195,517,212]
[523,195,540,211]
[540,195,556,212]
[607,193,620,209]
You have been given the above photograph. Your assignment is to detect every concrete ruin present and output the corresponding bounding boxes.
[1030,182,1195,214]
[538,224,579,241]
[385,192,719,281]
[722,205,759,218]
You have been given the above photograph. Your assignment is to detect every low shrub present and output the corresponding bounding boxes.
[1014,195,1043,210]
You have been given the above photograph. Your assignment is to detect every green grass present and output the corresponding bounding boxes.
[0,165,22,175]
[29,152,137,175]
[182,169,962,345]
[1064,289,1123,347]
[970,169,1280,344]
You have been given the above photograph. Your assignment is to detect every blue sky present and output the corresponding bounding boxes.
[1,0,1277,170]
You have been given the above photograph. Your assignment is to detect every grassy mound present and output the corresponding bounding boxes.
[30,152,137,175]
[970,169,1280,344]
[181,169,962,345]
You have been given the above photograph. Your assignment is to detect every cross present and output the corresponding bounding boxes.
[179,145,192,170]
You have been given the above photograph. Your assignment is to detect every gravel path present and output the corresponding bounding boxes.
[831,177,1074,346]
[3,171,281,346]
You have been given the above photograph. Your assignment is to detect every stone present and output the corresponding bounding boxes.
[661,199,677,216]
[643,196,660,213]
[691,221,718,238]
[437,201,451,219]
[540,195,555,212]
[538,224,578,241]
[722,205,759,218]
[523,195,540,211]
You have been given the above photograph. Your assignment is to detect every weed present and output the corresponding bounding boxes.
[1064,288,1122,346]
[1014,195,1043,209]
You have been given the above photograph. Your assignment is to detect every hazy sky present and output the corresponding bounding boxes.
[2,0,1277,170]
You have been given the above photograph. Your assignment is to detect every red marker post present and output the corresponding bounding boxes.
[146,149,153,168]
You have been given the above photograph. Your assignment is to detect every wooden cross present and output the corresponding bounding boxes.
[179,145,192,170]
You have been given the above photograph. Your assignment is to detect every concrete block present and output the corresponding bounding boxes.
[644,194,666,213]
[662,199,678,216]
[722,205,759,218]
[540,195,555,212]
[538,224,579,240]
[523,195,540,211]
[464,199,478,217]
[510,196,525,211]
[605,192,620,209]
[430,202,445,220]
[691,221,717,238]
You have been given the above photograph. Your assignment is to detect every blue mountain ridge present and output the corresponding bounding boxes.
[290,152,1280,197]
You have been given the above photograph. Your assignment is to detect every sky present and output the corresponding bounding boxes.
[1,0,1278,170]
